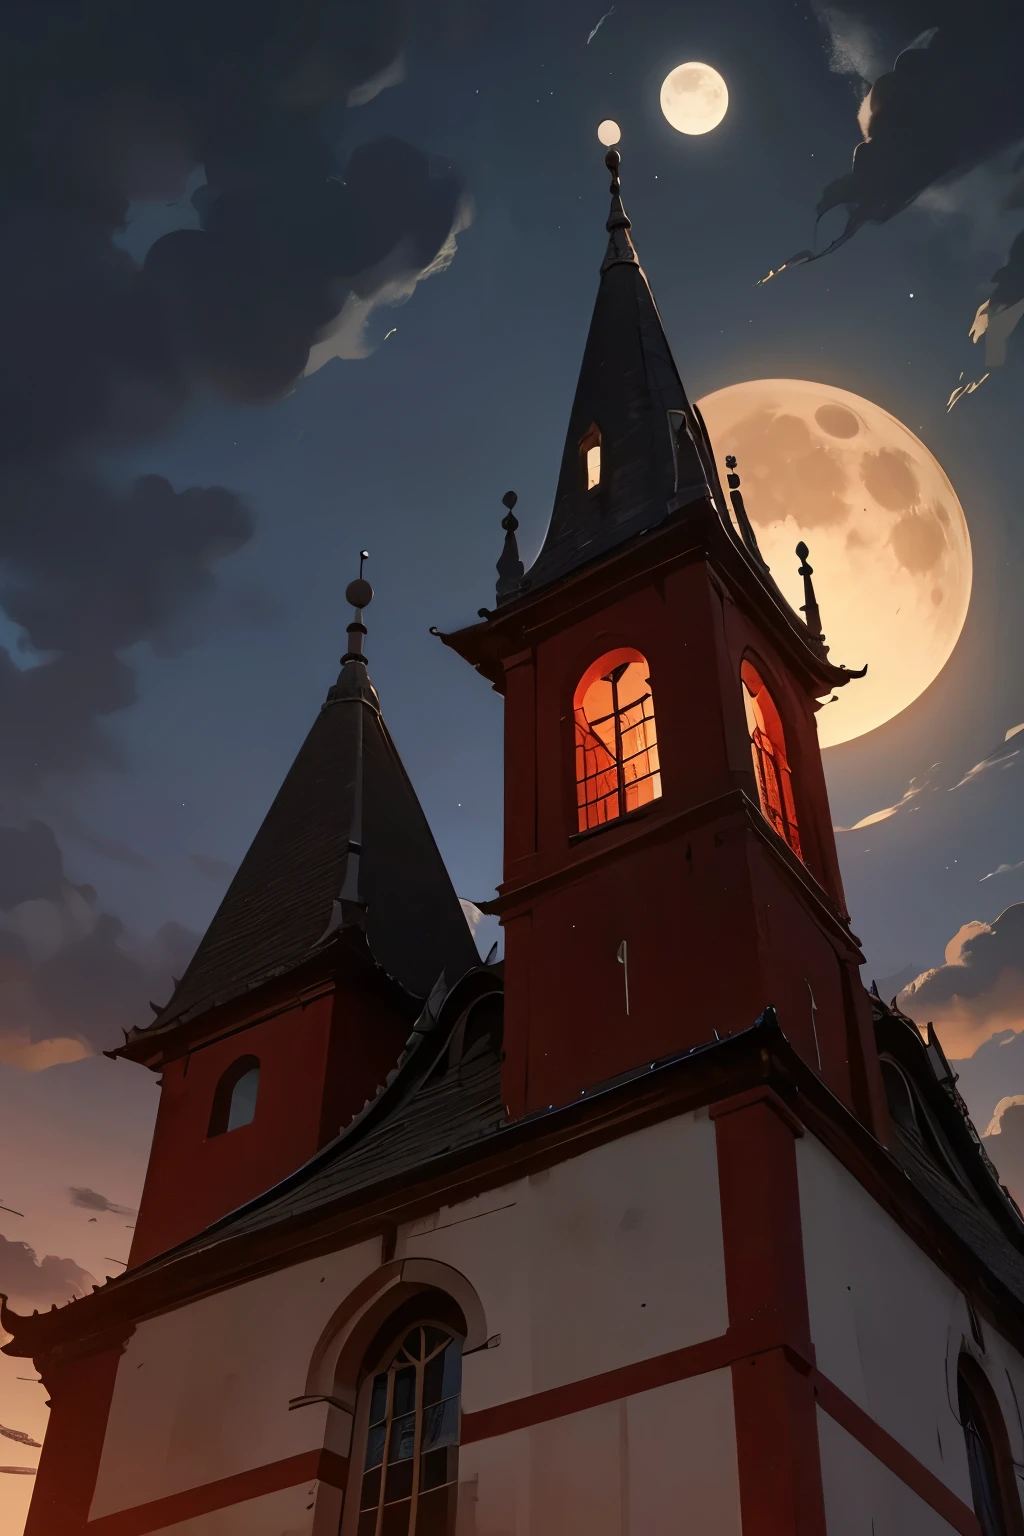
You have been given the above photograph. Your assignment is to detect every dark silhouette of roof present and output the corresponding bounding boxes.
[127,596,479,1039]
[508,149,711,600]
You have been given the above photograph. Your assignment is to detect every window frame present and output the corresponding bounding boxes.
[342,1307,465,1536]
[957,1354,1024,1536]
[571,646,662,836]
[207,1054,260,1138]
[579,422,602,492]
[740,658,803,862]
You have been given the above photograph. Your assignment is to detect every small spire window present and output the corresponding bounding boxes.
[574,648,661,832]
[208,1055,260,1137]
[741,660,802,860]
[579,423,602,491]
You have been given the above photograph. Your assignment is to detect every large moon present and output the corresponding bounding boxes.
[695,380,972,749]
[660,62,729,136]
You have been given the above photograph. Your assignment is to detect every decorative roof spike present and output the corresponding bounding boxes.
[724,456,769,569]
[495,491,525,601]
[342,549,372,665]
[795,541,828,651]
[601,148,639,273]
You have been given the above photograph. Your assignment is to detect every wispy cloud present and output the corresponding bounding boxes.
[951,728,1022,790]
[586,6,615,44]
[69,1187,136,1218]
[835,768,938,832]
[981,861,1024,883]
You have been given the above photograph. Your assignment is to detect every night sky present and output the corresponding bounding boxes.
[3,0,1024,1514]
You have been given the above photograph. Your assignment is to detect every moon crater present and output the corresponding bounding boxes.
[695,379,972,747]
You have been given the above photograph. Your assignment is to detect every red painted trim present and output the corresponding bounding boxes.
[462,1328,746,1444]
[813,1372,980,1536]
[709,1084,805,1137]
[84,1448,348,1536]
[715,1091,828,1536]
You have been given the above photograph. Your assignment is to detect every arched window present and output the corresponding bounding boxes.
[958,1356,1024,1536]
[207,1055,260,1138]
[741,660,802,860]
[579,422,602,490]
[346,1317,463,1536]
[574,648,661,832]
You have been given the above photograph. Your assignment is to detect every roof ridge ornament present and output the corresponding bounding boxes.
[601,148,640,273]
[495,490,525,601]
[724,456,769,570]
[795,540,827,651]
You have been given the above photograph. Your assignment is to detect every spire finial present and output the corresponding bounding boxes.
[601,145,639,273]
[342,550,372,664]
[795,541,827,650]
[495,491,525,601]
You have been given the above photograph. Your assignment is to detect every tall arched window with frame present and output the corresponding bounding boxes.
[740,659,802,861]
[573,647,661,833]
[345,1318,463,1536]
[958,1355,1024,1536]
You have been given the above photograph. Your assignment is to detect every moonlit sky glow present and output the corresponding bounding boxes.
[697,380,972,749]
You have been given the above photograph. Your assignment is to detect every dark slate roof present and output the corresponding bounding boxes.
[510,151,712,600]
[870,992,1024,1304]
[131,647,479,1037]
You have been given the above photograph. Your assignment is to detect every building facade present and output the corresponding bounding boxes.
[7,149,1024,1536]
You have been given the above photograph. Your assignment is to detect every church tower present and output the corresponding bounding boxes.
[443,149,887,1138]
[120,568,479,1265]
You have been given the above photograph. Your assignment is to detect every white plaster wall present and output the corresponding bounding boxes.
[402,1109,729,1410]
[817,1408,959,1536]
[90,1237,380,1518]
[91,1110,730,1527]
[798,1130,1024,1520]
[456,1369,740,1536]
[143,1482,316,1535]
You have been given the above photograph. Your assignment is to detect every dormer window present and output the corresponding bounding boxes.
[574,648,661,832]
[580,423,602,490]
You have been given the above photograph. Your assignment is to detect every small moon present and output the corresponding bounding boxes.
[597,119,621,146]
[660,62,729,136]
[695,379,972,749]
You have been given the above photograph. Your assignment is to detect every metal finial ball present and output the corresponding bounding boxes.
[605,147,621,173]
[346,577,373,609]
[502,490,518,511]
[795,542,809,560]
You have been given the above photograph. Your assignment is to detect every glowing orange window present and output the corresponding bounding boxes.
[741,660,802,860]
[574,648,661,832]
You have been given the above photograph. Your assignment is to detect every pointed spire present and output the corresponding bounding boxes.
[127,551,479,1032]
[795,542,827,650]
[495,491,524,600]
[517,140,709,597]
[601,149,639,273]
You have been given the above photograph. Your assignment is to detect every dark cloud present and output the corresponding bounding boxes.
[68,1188,135,1218]
[0,1233,94,1311]
[0,821,198,1065]
[0,1,466,789]
[899,904,1024,1057]
[0,1426,40,1450]
[189,853,238,883]
[798,6,1024,364]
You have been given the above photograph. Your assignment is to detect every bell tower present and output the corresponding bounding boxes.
[442,149,887,1137]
